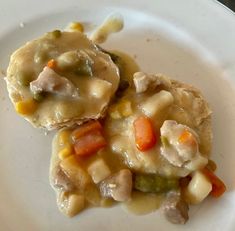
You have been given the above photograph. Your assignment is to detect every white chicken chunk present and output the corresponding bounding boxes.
[30,67,79,98]
[160,120,208,171]
[99,169,132,202]
[133,72,171,93]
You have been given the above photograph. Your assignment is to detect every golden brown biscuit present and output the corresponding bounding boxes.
[6,31,120,130]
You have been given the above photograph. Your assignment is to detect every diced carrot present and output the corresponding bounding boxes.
[133,116,157,151]
[74,130,106,156]
[71,121,102,142]
[202,168,226,198]
[47,59,57,69]
[178,129,197,146]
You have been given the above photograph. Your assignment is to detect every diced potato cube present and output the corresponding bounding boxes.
[58,144,73,160]
[140,90,174,118]
[60,156,91,191]
[87,158,111,184]
[15,99,38,115]
[186,171,212,204]
[89,78,112,99]
[65,193,85,217]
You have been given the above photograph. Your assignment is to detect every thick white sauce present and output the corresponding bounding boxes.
[123,191,164,215]
[91,13,124,44]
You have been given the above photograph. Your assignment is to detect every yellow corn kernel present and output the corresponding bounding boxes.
[119,99,132,117]
[69,22,84,32]
[108,99,132,119]
[58,145,73,160]
[109,106,122,119]
[15,99,38,115]
[58,129,71,146]
[66,194,85,217]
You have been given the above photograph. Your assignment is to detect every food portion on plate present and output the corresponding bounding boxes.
[6,30,120,130]
[5,17,226,225]
[49,68,226,224]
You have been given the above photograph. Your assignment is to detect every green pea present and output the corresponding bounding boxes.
[154,175,167,192]
[167,178,179,189]
[134,174,179,193]
[74,60,93,76]
[47,30,61,39]
[134,175,156,193]
[17,72,33,86]
[33,92,46,102]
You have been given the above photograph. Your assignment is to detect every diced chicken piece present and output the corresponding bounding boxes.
[60,156,91,192]
[161,190,189,224]
[161,120,198,162]
[133,72,171,93]
[52,166,75,192]
[140,90,174,118]
[30,67,79,98]
[185,171,212,204]
[160,120,208,170]
[99,169,132,202]
[87,158,111,184]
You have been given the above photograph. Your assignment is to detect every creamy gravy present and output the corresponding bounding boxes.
[50,48,212,218]
[91,13,124,44]
[123,191,164,215]
[50,52,174,216]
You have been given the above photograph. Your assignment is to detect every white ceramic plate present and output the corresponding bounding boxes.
[1,0,235,230]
